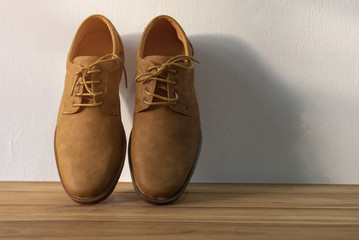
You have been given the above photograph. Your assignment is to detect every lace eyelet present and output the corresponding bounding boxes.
[143,97,148,103]
[145,88,149,92]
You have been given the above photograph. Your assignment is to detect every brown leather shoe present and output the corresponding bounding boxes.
[129,15,201,204]
[54,15,127,204]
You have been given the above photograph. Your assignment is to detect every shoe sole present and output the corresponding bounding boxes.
[128,128,202,205]
[54,125,126,204]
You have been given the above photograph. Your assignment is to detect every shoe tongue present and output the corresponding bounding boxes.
[143,56,173,101]
[73,56,101,66]
[144,55,172,65]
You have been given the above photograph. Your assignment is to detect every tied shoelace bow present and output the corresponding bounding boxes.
[70,54,127,107]
[135,55,198,105]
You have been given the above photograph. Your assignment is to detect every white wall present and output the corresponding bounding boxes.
[1,0,359,183]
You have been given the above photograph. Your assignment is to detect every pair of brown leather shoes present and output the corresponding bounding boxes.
[54,15,201,205]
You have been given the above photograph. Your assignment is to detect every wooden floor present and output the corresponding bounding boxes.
[0,182,359,239]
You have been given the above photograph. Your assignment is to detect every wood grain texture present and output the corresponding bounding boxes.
[0,182,359,239]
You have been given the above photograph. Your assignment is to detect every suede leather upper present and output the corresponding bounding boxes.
[55,15,126,202]
[130,15,201,201]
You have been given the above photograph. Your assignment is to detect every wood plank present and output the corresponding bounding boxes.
[185,183,359,194]
[0,182,358,239]
[1,182,359,194]
[0,221,358,240]
[1,206,359,225]
[1,190,359,209]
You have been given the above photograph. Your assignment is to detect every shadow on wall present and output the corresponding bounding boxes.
[190,34,321,183]
[120,33,322,183]
[119,34,139,120]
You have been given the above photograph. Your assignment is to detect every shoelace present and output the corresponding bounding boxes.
[70,53,127,107]
[135,55,198,105]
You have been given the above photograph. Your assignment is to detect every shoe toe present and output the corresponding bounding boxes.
[134,171,185,200]
[58,155,115,199]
